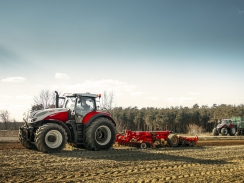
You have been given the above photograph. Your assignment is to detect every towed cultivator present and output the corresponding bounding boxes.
[116,130,198,148]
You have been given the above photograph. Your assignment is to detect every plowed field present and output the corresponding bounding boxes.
[1,140,244,183]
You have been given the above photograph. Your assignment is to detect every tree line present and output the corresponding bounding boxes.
[1,104,244,133]
[109,104,244,133]
[0,122,24,130]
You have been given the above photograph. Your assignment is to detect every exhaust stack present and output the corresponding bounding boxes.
[55,91,59,108]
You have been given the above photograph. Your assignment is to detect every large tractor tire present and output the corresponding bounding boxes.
[35,123,67,153]
[221,128,228,136]
[229,126,236,136]
[167,134,179,147]
[84,117,116,151]
[212,128,219,136]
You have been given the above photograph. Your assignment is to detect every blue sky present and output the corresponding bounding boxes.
[0,0,244,121]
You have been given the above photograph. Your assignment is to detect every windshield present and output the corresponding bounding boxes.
[64,96,96,113]
[221,119,231,124]
[76,97,95,113]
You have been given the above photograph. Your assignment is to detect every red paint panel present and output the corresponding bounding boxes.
[82,111,110,124]
[44,111,69,122]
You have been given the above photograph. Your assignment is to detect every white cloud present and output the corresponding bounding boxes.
[0,103,8,108]
[0,103,29,109]
[188,92,199,95]
[166,97,194,102]
[1,77,26,82]
[16,95,33,99]
[55,73,70,80]
[166,97,175,101]
[1,95,11,98]
[145,96,158,101]
[238,9,244,15]
[65,79,137,97]
[179,97,194,102]
[130,91,145,97]
[36,84,45,87]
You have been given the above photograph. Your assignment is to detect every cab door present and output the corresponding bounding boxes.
[75,97,96,123]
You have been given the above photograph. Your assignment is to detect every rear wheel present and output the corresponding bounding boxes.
[84,118,116,151]
[221,128,228,136]
[229,126,236,136]
[35,123,67,153]
[167,134,179,147]
[212,128,219,136]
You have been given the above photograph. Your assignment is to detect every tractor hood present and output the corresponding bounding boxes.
[217,123,226,129]
[28,108,68,123]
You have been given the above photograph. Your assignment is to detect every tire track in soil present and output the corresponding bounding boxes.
[1,145,244,182]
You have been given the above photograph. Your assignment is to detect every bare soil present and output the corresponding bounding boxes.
[1,140,244,183]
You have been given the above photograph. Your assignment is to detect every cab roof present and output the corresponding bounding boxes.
[63,92,101,98]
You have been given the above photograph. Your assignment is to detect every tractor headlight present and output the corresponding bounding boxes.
[31,118,37,122]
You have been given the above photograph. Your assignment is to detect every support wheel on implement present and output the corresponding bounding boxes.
[167,134,179,147]
[140,143,147,149]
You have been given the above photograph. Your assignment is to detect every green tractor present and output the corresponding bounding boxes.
[231,117,244,135]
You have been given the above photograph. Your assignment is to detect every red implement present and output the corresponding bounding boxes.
[116,130,198,148]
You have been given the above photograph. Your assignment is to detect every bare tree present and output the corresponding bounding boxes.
[0,110,10,130]
[31,104,44,112]
[100,91,115,110]
[23,111,30,120]
[0,110,10,122]
[32,89,59,111]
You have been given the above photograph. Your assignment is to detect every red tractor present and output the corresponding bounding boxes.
[19,91,116,153]
[212,119,236,136]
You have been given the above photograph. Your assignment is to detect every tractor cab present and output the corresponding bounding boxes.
[56,91,101,122]
[217,119,232,128]
[221,119,232,124]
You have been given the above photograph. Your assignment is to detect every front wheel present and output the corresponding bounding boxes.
[35,123,67,153]
[221,128,228,136]
[212,128,219,136]
[84,118,116,151]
